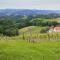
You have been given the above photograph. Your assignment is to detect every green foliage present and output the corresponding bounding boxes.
[47,21,58,26]
[3,28,19,36]
[0,14,60,30]
[30,18,58,26]
[0,14,60,36]
[0,19,19,36]
[40,27,49,33]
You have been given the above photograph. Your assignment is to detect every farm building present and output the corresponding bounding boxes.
[48,26,60,32]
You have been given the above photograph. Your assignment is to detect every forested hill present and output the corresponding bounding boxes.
[0,9,60,16]
[0,9,60,36]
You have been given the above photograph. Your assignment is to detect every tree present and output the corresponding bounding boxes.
[3,28,19,36]
[0,19,19,36]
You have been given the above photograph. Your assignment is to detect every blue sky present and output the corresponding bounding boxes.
[0,0,60,10]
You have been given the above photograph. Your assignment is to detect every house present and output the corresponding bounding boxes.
[54,27,60,32]
[48,26,60,32]
[48,26,54,33]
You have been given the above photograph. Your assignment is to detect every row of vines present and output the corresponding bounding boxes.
[0,32,60,42]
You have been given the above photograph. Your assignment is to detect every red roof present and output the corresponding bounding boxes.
[54,27,60,32]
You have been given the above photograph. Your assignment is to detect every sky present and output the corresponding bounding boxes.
[0,0,60,10]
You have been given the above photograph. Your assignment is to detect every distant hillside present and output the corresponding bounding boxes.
[19,26,48,34]
[0,9,60,16]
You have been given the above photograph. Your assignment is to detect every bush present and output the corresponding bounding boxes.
[40,27,49,33]
[3,28,19,36]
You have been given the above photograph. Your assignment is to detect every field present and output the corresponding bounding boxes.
[0,40,60,60]
[41,18,60,22]
[48,18,60,22]
[19,26,60,41]
[0,26,60,60]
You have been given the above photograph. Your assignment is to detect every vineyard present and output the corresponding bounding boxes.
[19,26,60,42]
[0,26,60,42]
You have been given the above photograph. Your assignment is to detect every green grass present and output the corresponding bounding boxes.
[19,26,60,41]
[0,26,60,60]
[0,40,60,60]
[19,26,48,36]
[19,26,42,33]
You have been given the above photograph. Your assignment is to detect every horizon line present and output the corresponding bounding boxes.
[0,8,60,10]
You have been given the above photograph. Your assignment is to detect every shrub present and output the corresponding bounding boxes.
[3,28,19,36]
[40,27,49,33]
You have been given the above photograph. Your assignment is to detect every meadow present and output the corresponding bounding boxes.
[0,26,59,60]
[0,40,60,60]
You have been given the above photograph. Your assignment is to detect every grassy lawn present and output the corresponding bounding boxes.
[0,40,60,60]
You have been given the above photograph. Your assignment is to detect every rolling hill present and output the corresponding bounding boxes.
[0,9,60,16]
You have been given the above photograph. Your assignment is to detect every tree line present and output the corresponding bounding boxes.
[0,13,60,36]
